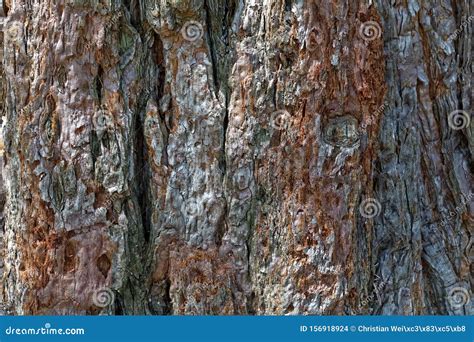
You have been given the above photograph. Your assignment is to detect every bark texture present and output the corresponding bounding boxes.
[0,0,472,315]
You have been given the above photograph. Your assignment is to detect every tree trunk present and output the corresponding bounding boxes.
[0,0,472,315]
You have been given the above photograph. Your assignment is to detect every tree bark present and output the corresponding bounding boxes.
[0,0,472,315]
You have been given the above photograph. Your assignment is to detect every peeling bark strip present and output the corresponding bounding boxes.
[0,0,471,315]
